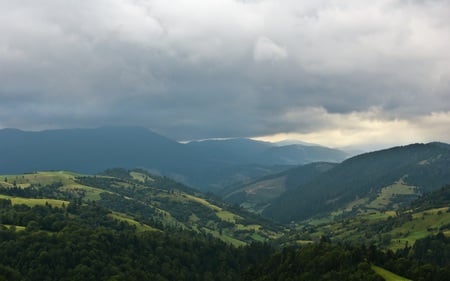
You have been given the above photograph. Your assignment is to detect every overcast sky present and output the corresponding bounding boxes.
[1,0,449,150]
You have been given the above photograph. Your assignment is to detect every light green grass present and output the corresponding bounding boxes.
[0,194,69,208]
[367,181,417,210]
[2,224,26,231]
[201,227,246,247]
[1,171,111,201]
[235,224,261,231]
[183,194,244,223]
[372,265,411,281]
[216,210,242,223]
[130,171,153,182]
[109,213,159,232]
[184,194,221,211]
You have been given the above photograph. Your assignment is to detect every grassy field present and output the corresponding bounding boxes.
[366,181,417,210]
[0,170,286,246]
[109,212,159,232]
[0,194,69,208]
[130,171,153,182]
[371,265,411,281]
[1,224,26,231]
[1,171,108,201]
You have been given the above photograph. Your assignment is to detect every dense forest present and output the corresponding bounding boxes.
[2,168,450,280]
[1,199,450,280]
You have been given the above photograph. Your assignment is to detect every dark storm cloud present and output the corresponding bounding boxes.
[1,0,449,146]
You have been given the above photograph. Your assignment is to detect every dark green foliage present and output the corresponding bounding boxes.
[367,232,450,281]
[242,242,383,281]
[2,201,450,280]
[265,142,450,222]
[101,168,133,180]
[410,184,450,211]
[220,162,336,207]
[0,182,68,199]
[0,202,273,281]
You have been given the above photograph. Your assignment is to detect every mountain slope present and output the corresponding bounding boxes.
[0,126,186,173]
[0,169,283,245]
[0,127,348,191]
[220,162,337,213]
[263,142,450,222]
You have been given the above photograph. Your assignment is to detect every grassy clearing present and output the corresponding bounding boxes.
[0,194,69,208]
[3,171,80,186]
[216,210,242,223]
[201,227,246,247]
[130,171,153,182]
[387,209,450,250]
[367,181,418,210]
[60,184,107,201]
[109,213,159,232]
[235,224,261,231]
[1,171,111,201]
[184,194,221,211]
[366,211,396,220]
[183,194,244,223]
[371,265,411,281]
[2,224,26,231]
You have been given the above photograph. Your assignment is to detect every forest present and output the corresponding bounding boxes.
[1,199,450,280]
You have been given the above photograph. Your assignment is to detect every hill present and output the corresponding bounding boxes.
[263,142,450,223]
[220,162,337,213]
[279,183,450,257]
[0,127,348,191]
[0,169,283,245]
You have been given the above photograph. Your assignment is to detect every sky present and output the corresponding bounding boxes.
[1,0,449,150]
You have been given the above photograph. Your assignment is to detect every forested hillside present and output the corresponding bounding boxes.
[1,200,449,281]
[0,169,282,245]
[2,168,450,280]
[264,142,450,222]
[221,162,336,213]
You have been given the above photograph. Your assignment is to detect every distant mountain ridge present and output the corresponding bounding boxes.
[263,142,450,222]
[0,127,348,191]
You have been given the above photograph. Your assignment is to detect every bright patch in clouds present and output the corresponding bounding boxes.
[253,110,450,150]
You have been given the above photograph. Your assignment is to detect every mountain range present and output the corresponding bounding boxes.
[0,127,348,191]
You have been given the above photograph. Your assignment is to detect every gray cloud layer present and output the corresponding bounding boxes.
[1,0,449,147]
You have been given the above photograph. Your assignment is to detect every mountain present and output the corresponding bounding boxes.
[220,162,337,213]
[0,127,348,191]
[185,138,348,166]
[263,142,450,223]
[0,126,186,173]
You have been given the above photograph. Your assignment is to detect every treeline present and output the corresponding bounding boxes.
[242,241,383,281]
[2,198,450,280]
[0,182,72,199]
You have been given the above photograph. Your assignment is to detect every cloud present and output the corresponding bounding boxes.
[0,0,449,148]
[253,37,287,62]
[253,109,450,150]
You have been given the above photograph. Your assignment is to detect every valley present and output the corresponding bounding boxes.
[1,139,450,280]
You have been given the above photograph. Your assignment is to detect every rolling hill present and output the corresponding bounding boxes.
[0,169,283,245]
[262,142,450,223]
[0,127,348,191]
